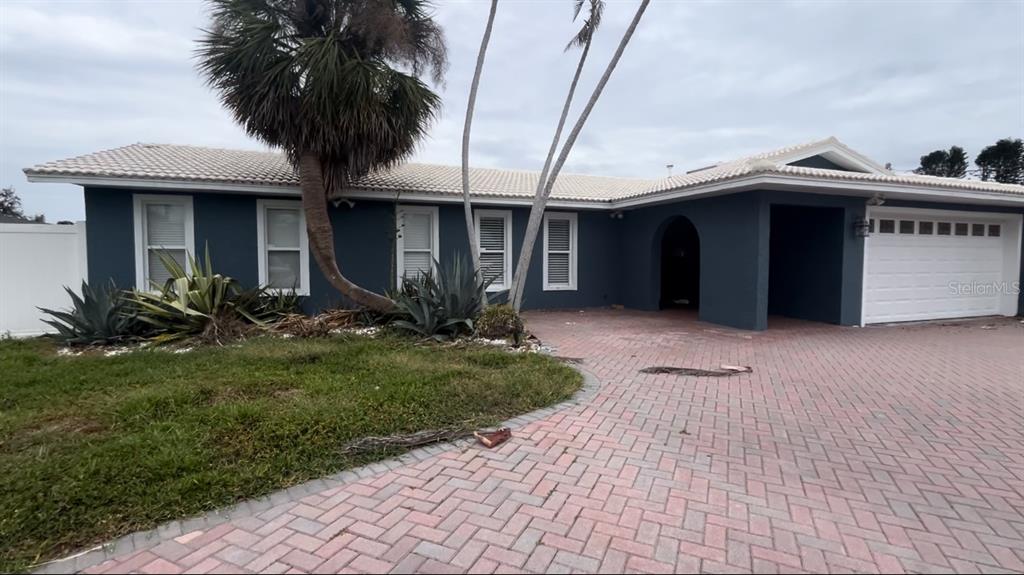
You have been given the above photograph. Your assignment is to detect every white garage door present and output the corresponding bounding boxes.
[863,208,1021,324]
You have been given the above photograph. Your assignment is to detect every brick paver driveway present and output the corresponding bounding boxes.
[80,309,1024,574]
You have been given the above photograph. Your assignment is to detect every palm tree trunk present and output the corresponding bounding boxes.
[508,38,592,309]
[298,153,394,312]
[462,0,499,296]
[510,0,650,311]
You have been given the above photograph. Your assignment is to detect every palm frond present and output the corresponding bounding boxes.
[196,0,447,192]
[566,0,605,51]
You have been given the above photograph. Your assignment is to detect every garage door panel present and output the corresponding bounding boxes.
[864,211,1014,324]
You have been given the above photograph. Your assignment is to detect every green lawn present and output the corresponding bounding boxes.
[0,335,580,572]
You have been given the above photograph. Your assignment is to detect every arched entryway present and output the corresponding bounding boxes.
[659,217,700,309]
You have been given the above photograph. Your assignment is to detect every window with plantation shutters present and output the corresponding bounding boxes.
[133,195,194,290]
[474,210,512,291]
[396,205,439,285]
[543,213,577,291]
[257,199,309,295]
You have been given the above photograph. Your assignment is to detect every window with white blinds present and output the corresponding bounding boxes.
[474,210,512,291]
[133,195,194,290]
[543,212,577,291]
[257,199,309,295]
[396,205,439,284]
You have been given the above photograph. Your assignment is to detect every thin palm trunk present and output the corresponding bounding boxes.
[298,153,394,311]
[461,0,499,296]
[508,38,591,308]
[510,0,650,311]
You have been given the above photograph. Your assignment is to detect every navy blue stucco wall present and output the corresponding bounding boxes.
[620,191,770,330]
[84,187,135,288]
[83,188,619,313]
[787,155,851,171]
[195,194,259,287]
[83,186,1023,327]
[619,190,867,330]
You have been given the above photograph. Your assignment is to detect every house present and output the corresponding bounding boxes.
[24,137,1024,331]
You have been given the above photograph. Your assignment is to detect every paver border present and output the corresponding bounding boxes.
[33,362,601,574]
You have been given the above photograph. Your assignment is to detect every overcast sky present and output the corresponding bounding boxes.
[1,0,1021,222]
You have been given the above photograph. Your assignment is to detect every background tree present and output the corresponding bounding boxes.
[0,186,45,222]
[197,0,447,311]
[461,0,499,293]
[509,0,649,311]
[914,146,967,178]
[0,186,25,218]
[975,138,1024,184]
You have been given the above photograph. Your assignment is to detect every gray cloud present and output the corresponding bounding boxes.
[1,0,1021,222]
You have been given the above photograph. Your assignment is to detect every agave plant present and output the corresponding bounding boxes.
[130,248,298,343]
[389,253,492,340]
[40,281,144,345]
[440,253,493,319]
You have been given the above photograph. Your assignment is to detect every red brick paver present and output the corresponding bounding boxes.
[80,310,1024,573]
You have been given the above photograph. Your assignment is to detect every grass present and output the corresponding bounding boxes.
[0,335,581,572]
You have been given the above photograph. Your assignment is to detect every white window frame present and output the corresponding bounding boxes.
[543,212,578,291]
[256,199,310,296]
[474,209,512,292]
[396,204,440,286]
[133,194,195,291]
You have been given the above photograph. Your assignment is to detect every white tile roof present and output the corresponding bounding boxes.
[24,139,1024,204]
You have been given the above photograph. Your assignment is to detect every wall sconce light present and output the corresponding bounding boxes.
[854,218,870,238]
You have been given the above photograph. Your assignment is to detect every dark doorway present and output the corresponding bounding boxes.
[660,217,700,309]
[768,205,844,324]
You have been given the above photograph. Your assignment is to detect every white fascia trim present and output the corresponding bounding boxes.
[132,193,195,291]
[345,189,606,210]
[26,173,302,196]
[474,209,513,292]
[542,212,578,292]
[395,204,440,287]
[609,174,1024,210]
[256,199,310,296]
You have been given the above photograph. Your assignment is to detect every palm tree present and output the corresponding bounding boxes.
[509,0,648,311]
[461,0,500,294]
[508,0,604,309]
[197,0,447,311]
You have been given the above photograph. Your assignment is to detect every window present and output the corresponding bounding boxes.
[955,223,969,236]
[257,200,309,295]
[971,223,986,237]
[879,219,895,234]
[868,219,875,233]
[475,210,512,292]
[918,221,934,235]
[396,205,439,284]
[989,224,1001,237]
[543,213,577,291]
[899,220,915,234]
[133,195,194,290]
[937,222,952,235]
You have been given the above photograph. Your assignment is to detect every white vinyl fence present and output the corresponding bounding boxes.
[0,222,87,336]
